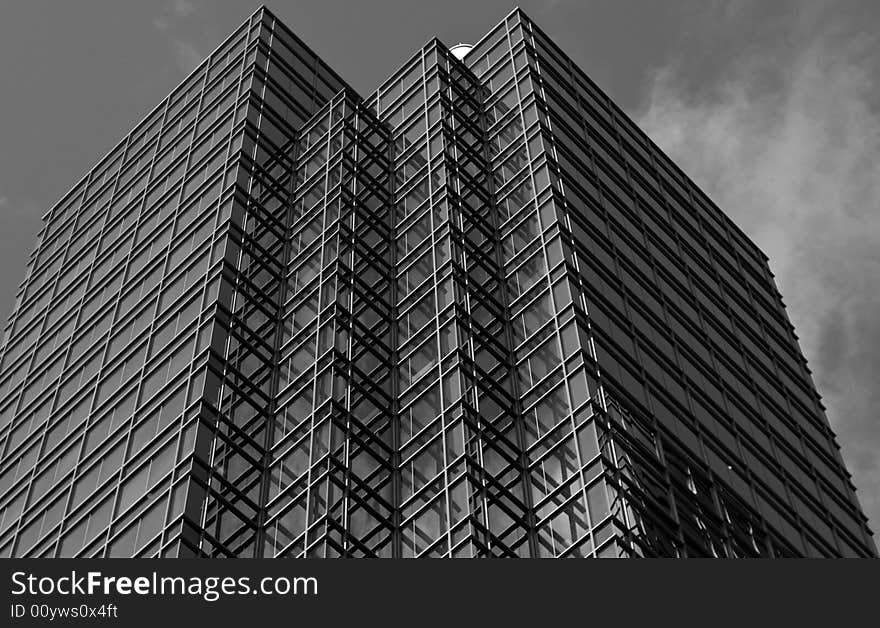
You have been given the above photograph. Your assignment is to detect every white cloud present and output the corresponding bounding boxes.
[154,0,203,73]
[170,0,197,19]
[170,40,203,73]
[639,28,880,534]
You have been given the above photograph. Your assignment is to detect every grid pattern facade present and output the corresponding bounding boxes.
[0,9,349,558]
[466,15,875,557]
[0,7,874,557]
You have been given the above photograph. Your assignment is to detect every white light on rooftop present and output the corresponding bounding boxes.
[450,43,473,60]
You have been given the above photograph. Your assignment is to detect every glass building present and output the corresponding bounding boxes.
[0,7,874,558]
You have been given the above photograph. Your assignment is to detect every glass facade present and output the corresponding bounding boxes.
[0,7,874,557]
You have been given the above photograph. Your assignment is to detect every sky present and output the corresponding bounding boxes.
[0,0,878,539]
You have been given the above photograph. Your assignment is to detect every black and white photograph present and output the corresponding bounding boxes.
[0,0,876,622]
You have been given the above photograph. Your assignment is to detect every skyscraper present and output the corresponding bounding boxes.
[0,6,874,558]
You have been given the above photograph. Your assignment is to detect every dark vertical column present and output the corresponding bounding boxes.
[186,9,352,557]
[468,12,608,557]
[443,48,534,557]
[261,92,394,557]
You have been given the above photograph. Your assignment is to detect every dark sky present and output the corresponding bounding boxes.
[1,0,878,538]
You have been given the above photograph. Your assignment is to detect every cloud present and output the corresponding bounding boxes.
[153,0,203,74]
[0,196,8,209]
[168,40,203,74]
[639,16,880,538]
[154,0,198,28]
